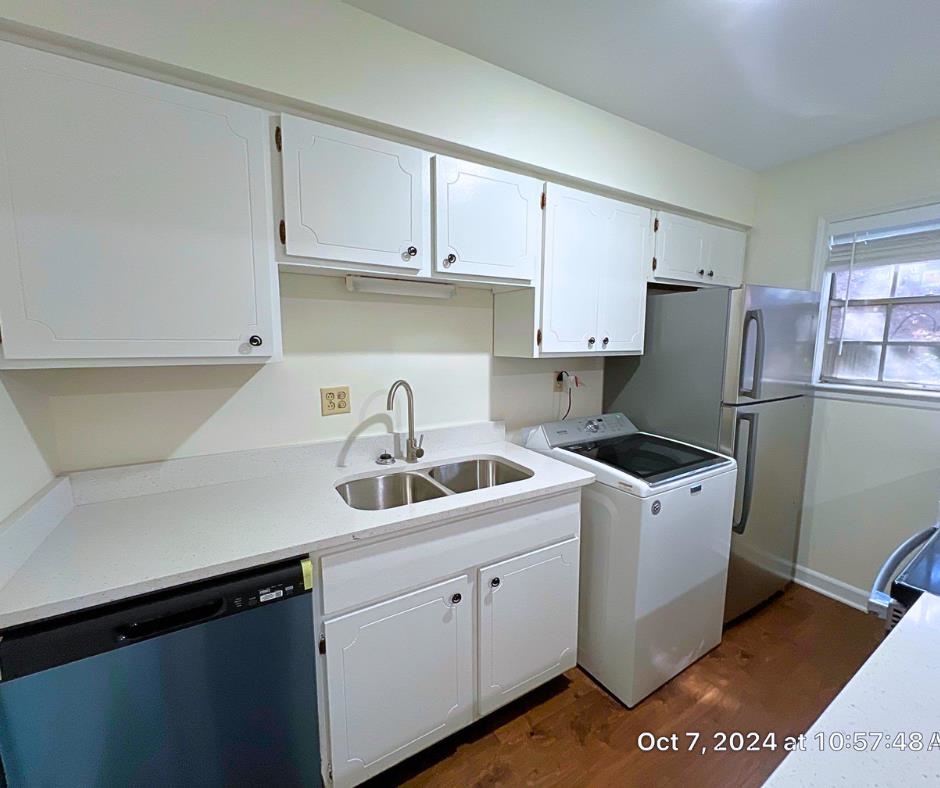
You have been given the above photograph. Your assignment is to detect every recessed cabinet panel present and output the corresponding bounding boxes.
[597,202,651,353]
[280,115,429,273]
[540,185,605,353]
[478,538,579,715]
[0,41,276,362]
[433,156,540,282]
[654,212,710,283]
[324,575,473,787]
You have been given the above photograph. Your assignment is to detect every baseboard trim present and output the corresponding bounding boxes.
[793,564,868,612]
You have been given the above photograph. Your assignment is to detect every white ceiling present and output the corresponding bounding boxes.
[345,0,940,171]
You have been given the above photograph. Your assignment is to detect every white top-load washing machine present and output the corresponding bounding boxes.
[525,413,737,707]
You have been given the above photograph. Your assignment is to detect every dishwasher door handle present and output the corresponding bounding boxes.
[868,524,938,618]
[0,556,310,682]
[114,598,225,643]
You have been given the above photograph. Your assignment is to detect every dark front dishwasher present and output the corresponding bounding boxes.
[0,556,320,787]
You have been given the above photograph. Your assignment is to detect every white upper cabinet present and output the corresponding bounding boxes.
[495,183,650,357]
[652,211,746,288]
[708,222,748,287]
[596,201,651,353]
[432,156,541,282]
[323,575,473,788]
[478,538,579,716]
[279,115,430,275]
[0,42,277,365]
[540,185,607,354]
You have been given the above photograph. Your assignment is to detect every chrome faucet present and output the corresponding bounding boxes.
[387,380,424,462]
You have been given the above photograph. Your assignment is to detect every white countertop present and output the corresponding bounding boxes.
[0,426,593,630]
[765,592,940,787]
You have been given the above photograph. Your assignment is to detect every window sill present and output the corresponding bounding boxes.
[813,382,940,410]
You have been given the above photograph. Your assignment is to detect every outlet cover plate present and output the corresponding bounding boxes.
[320,386,350,416]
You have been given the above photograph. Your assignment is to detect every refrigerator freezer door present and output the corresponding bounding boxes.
[724,285,819,405]
[604,288,730,451]
[720,396,813,622]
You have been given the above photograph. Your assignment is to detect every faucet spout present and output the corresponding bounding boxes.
[387,380,424,462]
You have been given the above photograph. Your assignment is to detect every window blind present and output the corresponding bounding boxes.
[828,223,940,270]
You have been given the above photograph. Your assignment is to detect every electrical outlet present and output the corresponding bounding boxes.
[320,386,350,416]
[554,372,566,393]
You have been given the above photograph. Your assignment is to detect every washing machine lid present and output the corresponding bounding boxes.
[561,432,729,486]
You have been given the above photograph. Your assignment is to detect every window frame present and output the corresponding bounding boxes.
[811,204,940,403]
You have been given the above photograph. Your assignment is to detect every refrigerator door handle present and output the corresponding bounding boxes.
[732,412,758,535]
[738,309,766,400]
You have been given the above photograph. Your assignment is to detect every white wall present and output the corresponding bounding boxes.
[6,275,602,472]
[748,118,940,594]
[0,379,53,520]
[0,0,756,225]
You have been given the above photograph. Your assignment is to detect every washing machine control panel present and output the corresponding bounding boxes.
[535,413,636,448]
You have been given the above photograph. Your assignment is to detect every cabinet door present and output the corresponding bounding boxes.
[653,211,710,284]
[323,575,473,787]
[597,202,651,353]
[708,224,746,287]
[280,115,429,274]
[540,184,604,353]
[478,539,579,715]
[433,156,541,282]
[0,42,275,361]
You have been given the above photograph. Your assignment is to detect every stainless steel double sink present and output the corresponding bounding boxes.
[336,457,534,511]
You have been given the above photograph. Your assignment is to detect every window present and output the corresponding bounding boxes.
[818,207,940,392]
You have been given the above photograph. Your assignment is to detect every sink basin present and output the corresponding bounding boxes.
[336,472,449,511]
[428,458,533,493]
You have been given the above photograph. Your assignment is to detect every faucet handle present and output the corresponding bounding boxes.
[415,434,425,460]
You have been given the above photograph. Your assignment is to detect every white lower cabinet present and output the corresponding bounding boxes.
[316,494,582,787]
[478,538,579,715]
[323,575,474,787]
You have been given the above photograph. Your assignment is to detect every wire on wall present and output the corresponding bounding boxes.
[556,370,583,420]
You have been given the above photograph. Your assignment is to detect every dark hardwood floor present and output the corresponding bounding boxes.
[367,585,883,788]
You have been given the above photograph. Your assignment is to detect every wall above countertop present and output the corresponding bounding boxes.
[0,0,757,226]
[0,382,54,522]
[2,274,603,473]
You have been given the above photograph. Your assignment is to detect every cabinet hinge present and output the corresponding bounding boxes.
[540,192,547,210]
[279,219,286,246]
[652,256,657,271]
[318,635,326,655]
[275,125,282,153]
[536,328,542,346]
[653,217,659,232]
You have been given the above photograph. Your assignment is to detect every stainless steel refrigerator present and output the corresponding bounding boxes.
[604,285,818,622]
